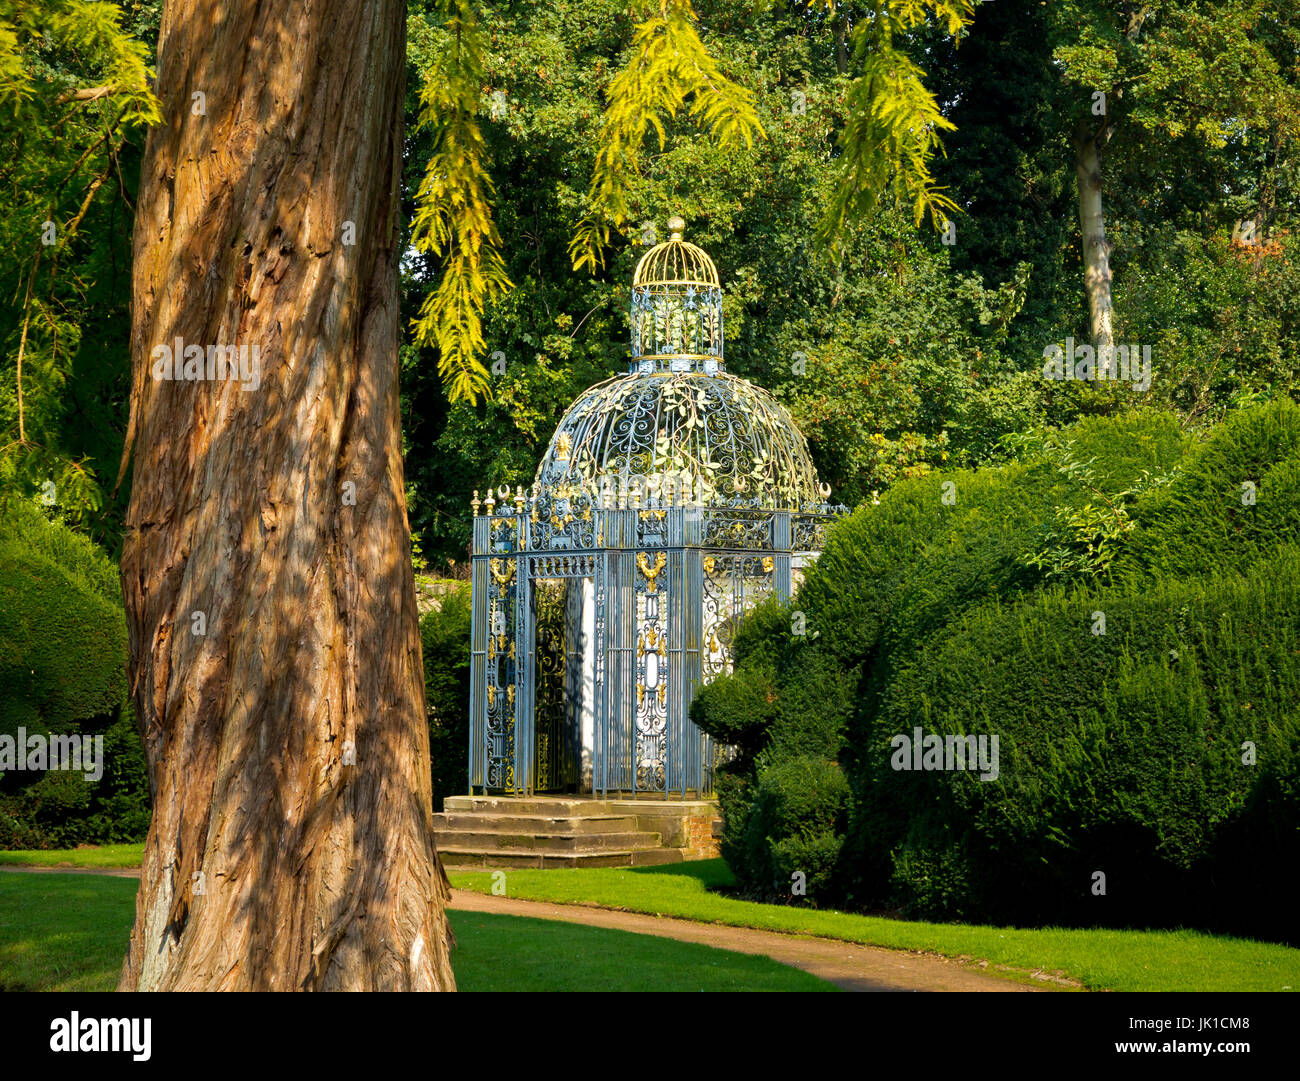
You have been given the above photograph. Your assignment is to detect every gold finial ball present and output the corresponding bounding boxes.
[667,215,686,239]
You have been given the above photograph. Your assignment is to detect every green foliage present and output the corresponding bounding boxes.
[1116,398,1300,584]
[0,498,125,733]
[733,755,848,903]
[409,0,977,403]
[816,0,975,253]
[570,0,763,272]
[693,598,852,770]
[0,498,147,847]
[400,0,1047,563]
[1017,421,1183,582]
[0,0,159,535]
[860,548,1300,939]
[0,0,159,120]
[707,405,1298,940]
[926,0,1300,428]
[420,583,472,810]
[690,662,778,773]
[408,2,513,405]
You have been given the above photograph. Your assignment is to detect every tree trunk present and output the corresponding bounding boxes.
[1074,119,1115,357]
[117,0,455,991]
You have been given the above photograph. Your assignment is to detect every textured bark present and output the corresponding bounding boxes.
[1074,120,1114,356]
[117,0,455,991]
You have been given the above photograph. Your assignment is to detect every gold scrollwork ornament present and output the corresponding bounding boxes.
[637,550,667,592]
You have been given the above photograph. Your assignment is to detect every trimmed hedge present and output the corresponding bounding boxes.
[0,501,147,848]
[0,503,126,735]
[856,548,1300,937]
[1116,398,1300,583]
[698,405,1300,940]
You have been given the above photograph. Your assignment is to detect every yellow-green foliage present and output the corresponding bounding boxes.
[410,0,975,403]
[816,0,976,253]
[0,0,160,516]
[569,0,763,273]
[409,1,513,405]
[0,0,159,122]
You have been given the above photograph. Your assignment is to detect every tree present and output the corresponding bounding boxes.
[1051,0,1300,358]
[408,0,975,404]
[399,0,1040,562]
[0,0,159,531]
[116,0,455,991]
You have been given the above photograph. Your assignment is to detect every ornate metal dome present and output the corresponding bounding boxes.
[534,218,830,511]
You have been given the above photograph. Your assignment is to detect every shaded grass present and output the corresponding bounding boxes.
[0,844,145,868]
[450,911,833,991]
[0,872,833,992]
[447,860,1300,993]
[0,872,138,991]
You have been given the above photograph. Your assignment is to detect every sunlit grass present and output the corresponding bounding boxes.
[0,844,145,868]
[447,860,1300,993]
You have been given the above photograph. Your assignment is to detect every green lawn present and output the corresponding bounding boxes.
[446,860,1300,993]
[0,872,833,992]
[0,843,145,868]
[7,846,1295,991]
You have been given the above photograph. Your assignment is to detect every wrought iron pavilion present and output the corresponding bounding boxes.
[468,218,844,798]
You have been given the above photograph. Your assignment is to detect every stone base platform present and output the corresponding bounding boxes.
[435,795,720,870]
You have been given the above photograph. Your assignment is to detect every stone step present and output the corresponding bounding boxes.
[444,795,614,815]
[432,812,639,835]
[437,846,687,870]
[433,829,662,853]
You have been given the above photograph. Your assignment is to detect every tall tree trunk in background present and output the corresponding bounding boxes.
[1074,119,1115,357]
[835,14,849,75]
[117,0,455,991]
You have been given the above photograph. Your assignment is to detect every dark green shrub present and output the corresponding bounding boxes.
[0,501,148,848]
[1116,398,1300,584]
[421,584,472,811]
[766,647,855,763]
[888,832,979,920]
[713,769,753,880]
[735,756,849,904]
[857,546,1300,939]
[704,405,1297,940]
[0,507,127,735]
[690,662,779,774]
[730,594,793,669]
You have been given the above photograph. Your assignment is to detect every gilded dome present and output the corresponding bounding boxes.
[535,220,829,510]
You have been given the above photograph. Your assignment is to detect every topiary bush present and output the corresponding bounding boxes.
[0,500,148,847]
[855,547,1300,939]
[701,404,1300,942]
[734,755,849,905]
[1115,398,1300,584]
[689,661,779,775]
